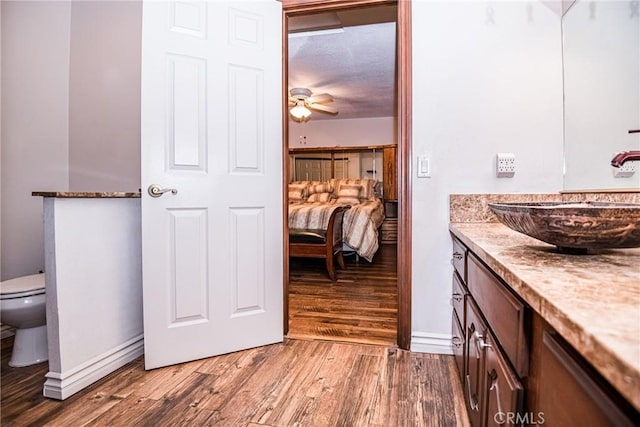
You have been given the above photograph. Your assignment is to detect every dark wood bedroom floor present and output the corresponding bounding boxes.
[288,244,398,346]
[1,336,469,427]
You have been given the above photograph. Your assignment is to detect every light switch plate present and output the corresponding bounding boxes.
[417,156,430,178]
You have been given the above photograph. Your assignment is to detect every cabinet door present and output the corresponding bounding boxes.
[484,332,524,426]
[536,330,636,427]
[465,299,486,427]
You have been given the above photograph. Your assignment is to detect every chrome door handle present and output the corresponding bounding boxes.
[147,184,178,198]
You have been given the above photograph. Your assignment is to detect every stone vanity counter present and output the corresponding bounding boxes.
[449,221,640,411]
[33,191,140,198]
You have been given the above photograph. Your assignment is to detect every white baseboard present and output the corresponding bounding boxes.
[411,331,453,355]
[43,334,144,400]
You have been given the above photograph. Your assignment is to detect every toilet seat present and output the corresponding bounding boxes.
[0,273,45,300]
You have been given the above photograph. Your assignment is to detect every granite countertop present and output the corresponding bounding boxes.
[33,191,141,198]
[449,222,640,411]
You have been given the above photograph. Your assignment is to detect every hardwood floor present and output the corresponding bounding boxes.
[1,336,469,426]
[288,244,398,346]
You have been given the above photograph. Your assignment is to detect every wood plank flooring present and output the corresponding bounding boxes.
[288,244,398,346]
[1,337,469,426]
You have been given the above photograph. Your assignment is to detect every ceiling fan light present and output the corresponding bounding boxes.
[290,102,311,121]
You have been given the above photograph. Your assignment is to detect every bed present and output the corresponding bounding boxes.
[288,178,385,261]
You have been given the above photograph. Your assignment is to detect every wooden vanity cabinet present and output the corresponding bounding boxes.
[451,238,468,385]
[452,237,525,427]
[452,235,640,426]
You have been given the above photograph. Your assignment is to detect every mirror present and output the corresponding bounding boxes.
[563,0,640,190]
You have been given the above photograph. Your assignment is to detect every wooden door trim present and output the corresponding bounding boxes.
[396,0,412,351]
[281,0,412,350]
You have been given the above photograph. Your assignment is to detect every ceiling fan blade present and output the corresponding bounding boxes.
[308,103,338,115]
[307,93,333,104]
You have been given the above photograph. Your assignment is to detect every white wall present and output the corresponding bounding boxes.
[289,116,395,148]
[68,1,141,192]
[1,1,71,281]
[411,1,564,351]
[0,1,142,281]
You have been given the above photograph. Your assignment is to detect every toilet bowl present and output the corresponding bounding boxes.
[0,273,47,367]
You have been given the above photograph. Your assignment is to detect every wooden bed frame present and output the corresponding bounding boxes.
[288,206,349,281]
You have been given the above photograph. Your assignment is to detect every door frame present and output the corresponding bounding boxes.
[281,0,412,350]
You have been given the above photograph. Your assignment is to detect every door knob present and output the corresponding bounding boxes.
[147,184,178,198]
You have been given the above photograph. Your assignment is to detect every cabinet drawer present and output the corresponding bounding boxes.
[452,314,465,385]
[468,253,528,377]
[452,237,467,281]
[451,273,466,325]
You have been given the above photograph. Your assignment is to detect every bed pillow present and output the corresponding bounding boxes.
[335,197,360,205]
[307,192,332,202]
[331,178,377,200]
[336,184,362,199]
[307,182,333,195]
[288,183,307,202]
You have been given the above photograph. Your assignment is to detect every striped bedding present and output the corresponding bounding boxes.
[288,198,385,261]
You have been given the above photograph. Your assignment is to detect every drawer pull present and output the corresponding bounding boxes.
[452,336,462,348]
[453,252,463,261]
[466,374,479,411]
[452,293,463,302]
[489,369,505,422]
[474,331,492,354]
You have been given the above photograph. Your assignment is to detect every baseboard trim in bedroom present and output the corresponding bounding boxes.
[410,331,453,355]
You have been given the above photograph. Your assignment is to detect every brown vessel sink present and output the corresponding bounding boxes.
[488,202,640,253]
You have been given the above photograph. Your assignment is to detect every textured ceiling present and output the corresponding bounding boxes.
[288,8,397,121]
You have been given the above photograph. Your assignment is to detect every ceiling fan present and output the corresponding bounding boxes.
[288,88,338,122]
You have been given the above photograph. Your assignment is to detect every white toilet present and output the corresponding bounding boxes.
[0,273,48,367]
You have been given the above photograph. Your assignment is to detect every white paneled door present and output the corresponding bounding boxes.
[141,0,283,369]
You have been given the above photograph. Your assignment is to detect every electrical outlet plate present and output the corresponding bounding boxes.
[612,161,637,178]
[496,153,516,177]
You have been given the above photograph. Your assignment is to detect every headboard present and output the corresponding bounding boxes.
[288,145,396,185]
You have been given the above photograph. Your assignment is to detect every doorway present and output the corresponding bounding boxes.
[282,0,412,349]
